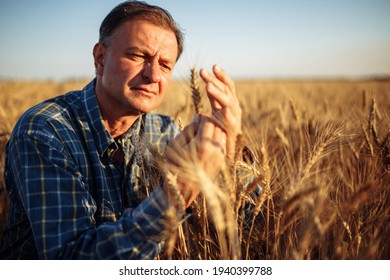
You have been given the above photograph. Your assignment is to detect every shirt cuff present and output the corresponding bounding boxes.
[123,186,188,243]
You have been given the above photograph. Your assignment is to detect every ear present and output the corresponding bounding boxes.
[93,43,106,76]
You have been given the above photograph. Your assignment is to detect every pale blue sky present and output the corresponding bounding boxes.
[1,0,389,80]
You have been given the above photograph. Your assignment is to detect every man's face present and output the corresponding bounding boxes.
[96,19,178,115]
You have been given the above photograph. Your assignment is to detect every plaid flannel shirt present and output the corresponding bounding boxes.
[1,79,180,259]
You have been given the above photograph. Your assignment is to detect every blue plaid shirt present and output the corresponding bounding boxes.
[1,79,180,259]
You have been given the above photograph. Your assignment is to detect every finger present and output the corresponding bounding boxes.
[199,68,234,112]
[172,116,198,146]
[165,119,198,162]
[212,126,227,155]
[183,185,199,209]
[197,116,227,156]
[206,82,231,109]
[199,68,229,93]
[212,64,236,95]
[208,95,222,111]
[195,116,222,159]
[200,65,239,111]
[215,126,227,141]
[196,115,214,143]
[199,65,236,96]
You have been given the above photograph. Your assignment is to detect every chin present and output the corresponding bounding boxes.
[134,104,159,114]
[127,97,160,114]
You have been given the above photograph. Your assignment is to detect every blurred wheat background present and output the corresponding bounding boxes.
[0,76,389,259]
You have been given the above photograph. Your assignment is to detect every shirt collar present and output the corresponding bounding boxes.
[80,79,113,156]
[79,79,144,157]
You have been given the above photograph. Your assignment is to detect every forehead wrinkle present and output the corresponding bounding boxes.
[134,28,176,62]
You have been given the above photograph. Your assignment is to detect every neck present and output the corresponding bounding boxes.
[94,80,141,138]
[102,115,140,139]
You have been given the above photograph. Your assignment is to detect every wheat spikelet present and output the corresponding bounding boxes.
[190,67,203,114]
[280,186,318,216]
[362,126,374,156]
[175,116,184,131]
[362,90,367,111]
[369,99,381,147]
[289,98,300,124]
[165,171,186,212]
[300,122,344,183]
[275,127,290,147]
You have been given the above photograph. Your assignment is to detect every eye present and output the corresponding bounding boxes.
[127,53,145,61]
[161,64,170,71]
[160,62,172,72]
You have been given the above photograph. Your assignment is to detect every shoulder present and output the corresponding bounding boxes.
[10,91,81,143]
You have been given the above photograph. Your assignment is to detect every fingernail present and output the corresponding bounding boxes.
[214,65,221,72]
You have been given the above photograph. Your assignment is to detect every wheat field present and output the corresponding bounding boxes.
[0,76,389,259]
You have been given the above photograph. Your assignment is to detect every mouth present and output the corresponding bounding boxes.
[133,87,157,96]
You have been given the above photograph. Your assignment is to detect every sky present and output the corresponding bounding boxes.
[0,0,389,80]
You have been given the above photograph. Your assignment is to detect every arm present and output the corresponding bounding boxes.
[7,131,177,259]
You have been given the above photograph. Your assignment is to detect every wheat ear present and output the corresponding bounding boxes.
[190,67,203,114]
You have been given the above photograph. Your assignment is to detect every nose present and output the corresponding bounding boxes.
[142,59,161,83]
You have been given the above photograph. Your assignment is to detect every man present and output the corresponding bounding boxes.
[0,1,242,259]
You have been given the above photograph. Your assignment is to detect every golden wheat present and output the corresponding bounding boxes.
[1,77,389,259]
